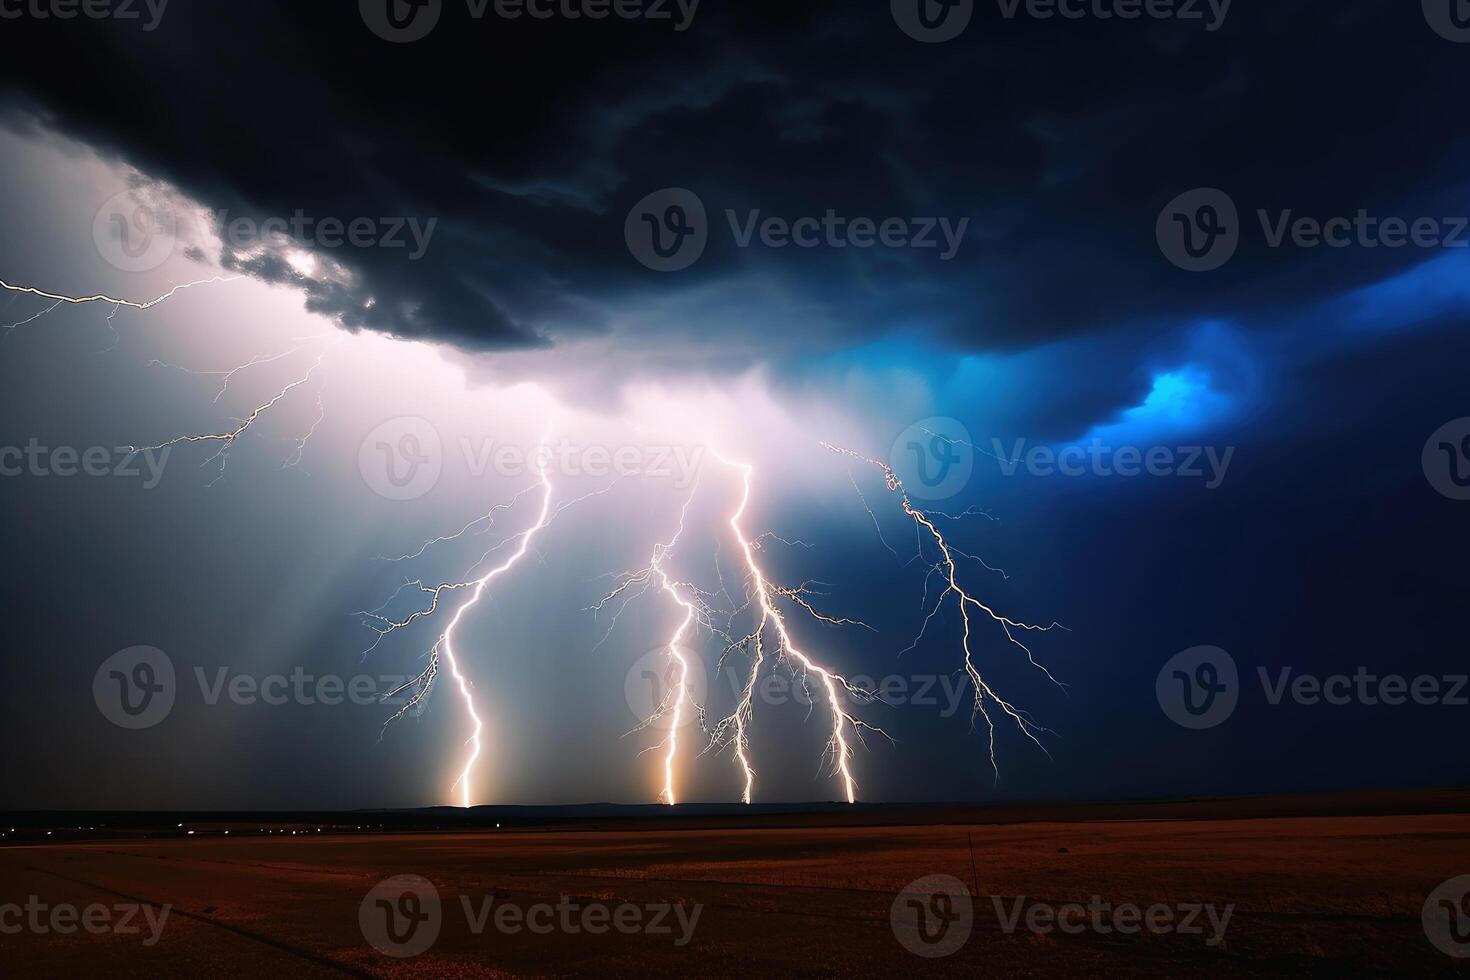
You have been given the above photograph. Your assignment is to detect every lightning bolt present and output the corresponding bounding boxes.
[709,451,887,805]
[822,442,1065,782]
[0,275,241,340]
[3,273,1060,803]
[146,337,329,405]
[2,274,325,480]
[593,482,706,804]
[375,481,545,564]
[434,457,555,808]
[2,300,64,335]
[364,436,556,808]
[365,439,629,807]
[0,276,241,313]
[126,345,333,486]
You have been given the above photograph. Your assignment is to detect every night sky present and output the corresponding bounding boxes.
[0,0,1466,809]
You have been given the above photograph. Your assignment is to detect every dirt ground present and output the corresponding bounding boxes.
[3,794,1469,977]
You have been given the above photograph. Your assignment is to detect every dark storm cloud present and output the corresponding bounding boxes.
[0,0,1463,361]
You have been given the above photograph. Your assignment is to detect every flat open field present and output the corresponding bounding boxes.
[4,792,1469,977]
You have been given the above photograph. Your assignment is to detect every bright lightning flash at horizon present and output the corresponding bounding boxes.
[593,483,704,804]
[708,451,889,805]
[363,436,557,808]
[3,275,1064,805]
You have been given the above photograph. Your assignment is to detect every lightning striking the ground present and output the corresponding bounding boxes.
[362,436,558,808]
[590,452,892,805]
[363,440,632,807]
[708,451,888,805]
[823,442,1064,782]
[593,483,704,803]
[4,273,1060,806]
